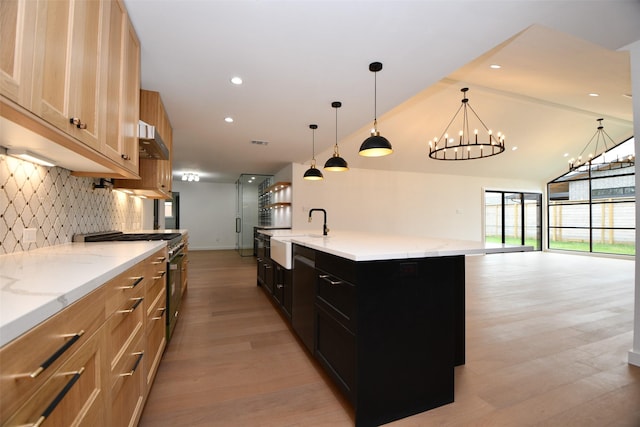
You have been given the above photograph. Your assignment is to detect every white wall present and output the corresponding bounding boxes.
[290,163,542,241]
[172,180,237,250]
[629,39,640,367]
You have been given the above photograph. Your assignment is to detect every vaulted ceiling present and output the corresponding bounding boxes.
[123,0,640,184]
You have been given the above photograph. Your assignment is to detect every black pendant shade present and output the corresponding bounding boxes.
[324,101,349,171]
[303,165,324,180]
[303,124,324,181]
[359,129,393,158]
[359,62,393,157]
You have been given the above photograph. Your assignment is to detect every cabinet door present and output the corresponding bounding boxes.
[0,0,36,106]
[120,10,140,172]
[315,305,356,402]
[31,0,104,150]
[103,0,139,174]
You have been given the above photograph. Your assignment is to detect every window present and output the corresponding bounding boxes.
[485,190,542,250]
[547,137,635,255]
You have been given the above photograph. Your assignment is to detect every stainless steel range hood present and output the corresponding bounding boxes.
[138,120,169,160]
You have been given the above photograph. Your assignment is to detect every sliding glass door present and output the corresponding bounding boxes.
[485,190,542,250]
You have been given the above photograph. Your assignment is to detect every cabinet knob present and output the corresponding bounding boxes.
[69,117,87,129]
[121,154,131,160]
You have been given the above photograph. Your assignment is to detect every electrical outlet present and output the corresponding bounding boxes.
[23,228,37,243]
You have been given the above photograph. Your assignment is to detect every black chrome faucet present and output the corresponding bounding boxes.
[308,208,329,236]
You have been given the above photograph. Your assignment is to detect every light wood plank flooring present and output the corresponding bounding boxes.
[139,250,640,426]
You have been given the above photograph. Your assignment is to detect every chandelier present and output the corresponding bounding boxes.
[569,118,634,172]
[428,88,505,160]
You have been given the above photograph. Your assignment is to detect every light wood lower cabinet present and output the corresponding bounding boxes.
[2,328,107,427]
[0,247,168,426]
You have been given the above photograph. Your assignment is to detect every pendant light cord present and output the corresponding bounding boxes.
[373,70,378,126]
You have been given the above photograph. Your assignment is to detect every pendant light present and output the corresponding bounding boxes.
[359,61,393,157]
[303,124,323,180]
[324,101,348,171]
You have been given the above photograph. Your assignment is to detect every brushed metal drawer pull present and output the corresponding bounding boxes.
[120,352,144,377]
[152,307,167,320]
[118,297,144,314]
[120,276,144,290]
[29,330,85,378]
[276,284,284,289]
[31,366,86,427]
[319,274,343,286]
[151,256,166,265]
[153,271,166,279]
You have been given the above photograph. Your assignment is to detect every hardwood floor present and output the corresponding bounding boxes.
[139,250,640,426]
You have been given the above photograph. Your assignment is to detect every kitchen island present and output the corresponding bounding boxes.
[259,230,531,427]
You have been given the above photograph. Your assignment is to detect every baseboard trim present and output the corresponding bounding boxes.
[628,350,640,367]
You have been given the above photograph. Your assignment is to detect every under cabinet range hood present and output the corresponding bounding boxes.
[138,120,169,160]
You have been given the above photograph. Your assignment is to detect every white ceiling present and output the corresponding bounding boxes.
[123,0,640,184]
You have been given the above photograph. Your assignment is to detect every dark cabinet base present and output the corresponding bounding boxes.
[286,245,465,427]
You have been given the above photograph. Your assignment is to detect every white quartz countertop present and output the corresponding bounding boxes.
[267,230,532,261]
[0,241,166,347]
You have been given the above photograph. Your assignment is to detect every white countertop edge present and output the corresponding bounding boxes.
[281,232,533,261]
[0,241,166,347]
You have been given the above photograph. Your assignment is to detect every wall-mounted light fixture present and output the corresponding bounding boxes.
[182,172,200,182]
[6,148,56,167]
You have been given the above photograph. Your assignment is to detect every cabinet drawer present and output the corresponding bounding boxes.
[316,251,356,283]
[144,287,166,390]
[106,290,145,374]
[3,328,106,427]
[110,328,145,427]
[316,268,356,332]
[105,260,147,315]
[0,286,105,422]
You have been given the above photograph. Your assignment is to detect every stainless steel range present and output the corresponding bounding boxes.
[73,231,186,341]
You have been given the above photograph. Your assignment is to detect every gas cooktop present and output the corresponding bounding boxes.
[73,231,182,243]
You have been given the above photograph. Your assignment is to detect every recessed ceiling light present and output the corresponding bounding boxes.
[588,93,599,97]
[511,146,518,151]
[563,152,569,157]
[224,117,234,123]
[230,76,243,85]
[489,64,501,69]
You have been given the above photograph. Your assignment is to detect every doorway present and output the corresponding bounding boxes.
[165,192,180,229]
[484,190,542,250]
[236,174,272,256]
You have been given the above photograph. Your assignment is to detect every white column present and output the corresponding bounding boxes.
[629,39,640,367]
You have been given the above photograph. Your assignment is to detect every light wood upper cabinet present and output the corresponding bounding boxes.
[102,0,140,175]
[0,0,37,107]
[114,89,173,198]
[31,0,105,151]
[0,0,141,179]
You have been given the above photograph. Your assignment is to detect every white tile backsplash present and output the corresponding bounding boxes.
[0,154,143,254]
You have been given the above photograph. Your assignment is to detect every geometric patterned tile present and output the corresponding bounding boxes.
[0,154,144,255]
